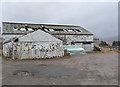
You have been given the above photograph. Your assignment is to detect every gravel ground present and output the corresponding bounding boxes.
[2,53,118,85]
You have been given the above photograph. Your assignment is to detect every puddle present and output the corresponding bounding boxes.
[13,64,79,79]
[13,70,34,77]
[39,64,48,67]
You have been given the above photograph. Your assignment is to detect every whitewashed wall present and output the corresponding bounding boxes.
[54,35,94,51]
[2,35,23,42]
[54,35,93,43]
[3,42,13,57]
[3,41,64,59]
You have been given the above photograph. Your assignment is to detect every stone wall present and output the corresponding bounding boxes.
[54,35,94,51]
[3,41,64,59]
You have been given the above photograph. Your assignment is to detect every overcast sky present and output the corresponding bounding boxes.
[1,2,118,41]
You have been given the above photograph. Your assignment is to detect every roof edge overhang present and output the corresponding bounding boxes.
[2,22,80,27]
[2,33,93,35]
[2,22,93,35]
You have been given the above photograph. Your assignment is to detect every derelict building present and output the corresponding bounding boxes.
[2,22,94,51]
[2,22,96,59]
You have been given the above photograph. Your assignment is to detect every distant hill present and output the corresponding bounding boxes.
[99,35,118,42]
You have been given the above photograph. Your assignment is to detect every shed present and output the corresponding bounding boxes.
[3,30,64,59]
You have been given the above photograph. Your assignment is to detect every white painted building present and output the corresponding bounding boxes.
[3,30,64,59]
[2,22,94,52]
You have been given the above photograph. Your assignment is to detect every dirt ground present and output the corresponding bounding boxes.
[1,53,118,85]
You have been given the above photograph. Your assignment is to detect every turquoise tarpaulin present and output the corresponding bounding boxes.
[63,45,87,55]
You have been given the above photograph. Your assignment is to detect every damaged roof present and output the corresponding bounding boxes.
[3,29,62,44]
[18,29,62,42]
[2,22,93,35]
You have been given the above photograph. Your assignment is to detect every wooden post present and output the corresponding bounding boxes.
[12,41,15,60]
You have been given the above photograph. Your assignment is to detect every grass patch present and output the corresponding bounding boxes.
[87,48,120,54]
[87,51,104,53]
[0,49,2,55]
[2,56,13,60]
[2,55,71,61]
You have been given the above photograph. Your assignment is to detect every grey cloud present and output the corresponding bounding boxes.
[2,2,118,41]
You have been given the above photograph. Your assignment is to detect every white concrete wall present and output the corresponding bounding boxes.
[2,35,23,42]
[66,35,93,44]
[82,43,94,51]
[54,35,94,51]
[3,41,64,59]
[3,42,13,57]
[75,43,94,51]
[54,35,93,43]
